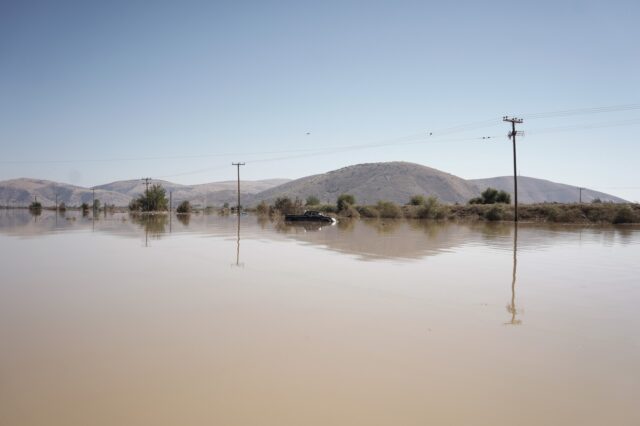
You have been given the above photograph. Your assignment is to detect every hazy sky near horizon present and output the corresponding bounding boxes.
[1,0,639,201]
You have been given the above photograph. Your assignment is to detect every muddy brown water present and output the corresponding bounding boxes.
[1,210,639,425]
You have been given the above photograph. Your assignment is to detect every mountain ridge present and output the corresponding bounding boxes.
[0,163,628,206]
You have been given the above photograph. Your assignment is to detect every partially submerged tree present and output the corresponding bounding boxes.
[129,184,169,212]
[272,197,303,215]
[337,194,356,212]
[176,200,192,214]
[29,200,42,215]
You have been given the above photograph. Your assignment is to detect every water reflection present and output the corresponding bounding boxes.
[506,224,521,325]
[129,214,169,247]
[234,214,243,267]
[1,210,639,261]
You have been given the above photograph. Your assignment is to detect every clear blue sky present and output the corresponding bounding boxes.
[1,0,639,201]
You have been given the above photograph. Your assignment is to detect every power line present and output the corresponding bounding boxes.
[1,102,638,165]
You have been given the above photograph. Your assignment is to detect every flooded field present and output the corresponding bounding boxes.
[1,210,639,425]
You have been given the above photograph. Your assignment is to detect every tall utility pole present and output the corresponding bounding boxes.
[578,187,584,203]
[55,193,58,211]
[92,188,95,211]
[503,116,524,222]
[232,162,245,215]
[142,177,152,192]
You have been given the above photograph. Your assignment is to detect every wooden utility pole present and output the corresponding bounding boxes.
[503,116,524,222]
[232,162,245,215]
[92,188,95,211]
[578,187,584,203]
[142,177,151,192]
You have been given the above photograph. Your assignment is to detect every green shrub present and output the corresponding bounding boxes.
[305,196,320,206]
[417,196,442,219]
[176,200,192,214]
[255,201,270,215]
[272,197,302,215]
[357,205,380,218]
[470,188,511,204]
[485,205,504,221]
[318,204,337,214]
[376,201,402,218]
[29,201,42,214]
[409,195,426,206]
[613,206,635,224]
[340,204,360,218]
[337,194,356,212]
[129,184,168,212]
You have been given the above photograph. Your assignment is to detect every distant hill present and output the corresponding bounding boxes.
[0,178,290,207]
[0,178,131,207]
[470,176,626,204]
[249,162,478,205]
[0,164,628,207]
[96,178,290,207]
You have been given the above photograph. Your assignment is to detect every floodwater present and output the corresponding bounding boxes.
[1,210,639,426]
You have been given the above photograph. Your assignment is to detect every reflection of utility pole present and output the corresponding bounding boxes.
[578,187,584,204]
[503,117,524,222]
[232,162,245,215]
[506,223,521,325]
[233,213,244,268]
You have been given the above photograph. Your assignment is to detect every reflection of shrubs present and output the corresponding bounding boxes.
[176,200,192,214]
[177,214,190,226]
[58,202,67,211]
[470,188,511,205]
[81,203,90,215]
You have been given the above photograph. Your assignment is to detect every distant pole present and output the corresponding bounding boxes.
[169,191,172,212]
[578,187,584,204]
[92,188,95,211]
[55,193,58,211]
[503,116,524,222]
[232,162,245,216]
[142,177,151,192]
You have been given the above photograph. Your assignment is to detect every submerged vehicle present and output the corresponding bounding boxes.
[284,210,336,223]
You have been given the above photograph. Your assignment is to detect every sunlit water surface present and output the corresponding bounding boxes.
[1,210,639,425]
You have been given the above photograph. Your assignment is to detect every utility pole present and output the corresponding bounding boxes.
[578,187,584,204]
[55,193,58,211]
[92,188,95,211]
[142,177,152,193]
[232,162,245,216]
[503,116,524,222]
